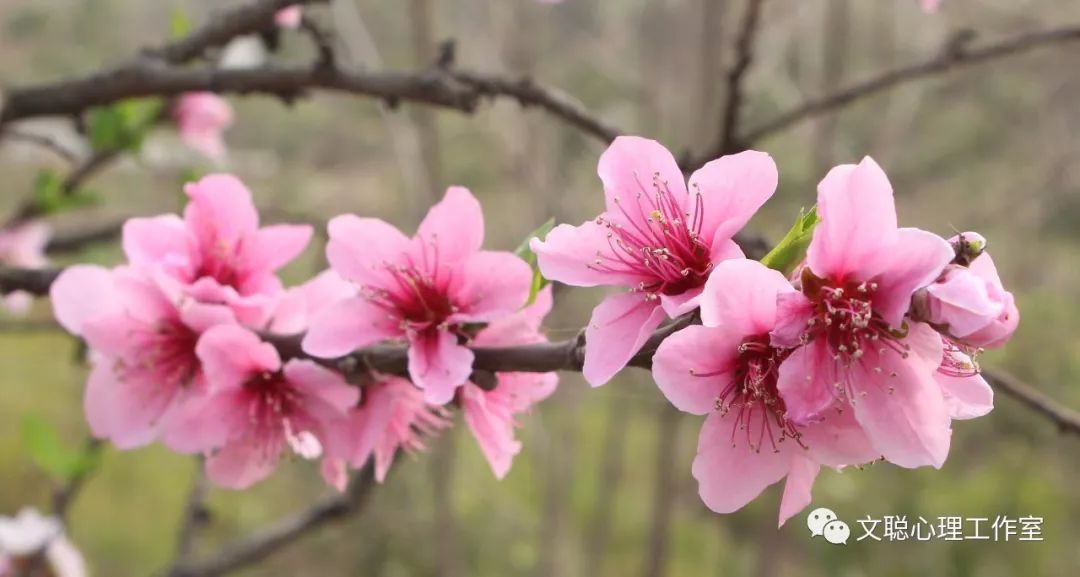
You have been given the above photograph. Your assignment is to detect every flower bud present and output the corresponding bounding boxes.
[922,253,1018,349]
[949,231,987,266]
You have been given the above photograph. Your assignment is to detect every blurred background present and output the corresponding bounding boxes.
[1,0,1079,575]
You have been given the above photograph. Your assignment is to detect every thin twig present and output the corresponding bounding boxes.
[51,439,103,522]
[166,464,376,577]
[0,128,80,163]
[984,369,1080,436]
[173,464,210,563]
[740,24,1080,147]
[712,0,767,158]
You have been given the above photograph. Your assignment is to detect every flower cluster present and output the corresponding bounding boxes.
[536,138,1017,525]
[50,176,553,489]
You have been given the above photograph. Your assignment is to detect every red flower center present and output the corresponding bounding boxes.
[589,174,713,298]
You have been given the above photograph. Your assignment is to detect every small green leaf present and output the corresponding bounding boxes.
[515,218,555,306]
[20,415,100,483]
[169,8,192,40]
[86,98,164,153]
[760,206,819,276]
[31,168,64,214]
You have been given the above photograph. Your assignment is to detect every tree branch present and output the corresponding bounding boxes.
[711,0,767,158]
[741,24,1080,146]
[165,464,376,577]
[984,369,1080,436]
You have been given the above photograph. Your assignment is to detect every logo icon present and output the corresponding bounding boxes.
[807,507,849,545]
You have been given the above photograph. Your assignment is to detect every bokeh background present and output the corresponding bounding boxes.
[2,0,1079,576]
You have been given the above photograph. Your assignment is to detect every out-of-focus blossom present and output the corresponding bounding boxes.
[0,220,50,315]
[166,325,359,489]
[0,508,86,577]
[921,0,942,13]
[531,136,777,385]
[772,157,956,470]
[51,265,235,449]
[341,375,451,483]
[122,174,312,326]
[173,93,234,160]
[219,36,268,70]
[461,286,558,479]
[275,5,303,29]
[653,260,877,526]
[303,186,533,405]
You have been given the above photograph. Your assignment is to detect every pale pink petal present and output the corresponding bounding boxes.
[699,259,794,334]
[658,286,703,318]
[776,340,842,424]
[161,389,248,453]
[798,405,878,467]
[301,296,403,358]
[582,292,667,386]
[778,455,820,527]
[321,458,348,492]
[652,325,741,415]
[205,433,281,489]
[708,237,746,266]
[871,228,953,328]
[415,186,484,265]
[112,267,180,324]
[850,324,951,468]
[473,286,553,347]
[771,291,815,348]
[964,291,1019,348]
[283,360,360,413]
[921,0,941,13]
[85,362,177,450]
[598,136,687,216]
[462,385,521,479]
[807,157,898,280]
[937,373,993,420]
[80,313,146,358]
[178,300,237,333]
[183,174,259,246]
[688,150,778,245]
[448,251,532,323]
[3,292,32,315]
[240,224,313,275]
[407,329,475,405]
[326,215,412,287]
[50,265,117,335]
[692,411,791,514]
[925,267,1002,337]
[531,220,650,287]
[195,325,281,390]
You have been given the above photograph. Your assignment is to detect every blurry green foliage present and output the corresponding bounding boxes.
[19,414,100,484]
[31,169,99,215]
[86,98,164,154]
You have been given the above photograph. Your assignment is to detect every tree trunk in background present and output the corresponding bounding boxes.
[582,394,630,577]
[642,403,682,577]
[410,0,442,204]
[812,0,850,174]
[692,0,728,151]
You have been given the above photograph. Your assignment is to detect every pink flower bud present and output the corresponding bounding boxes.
[275,6,302,29]
[925,253,1018,349]
[173,92,234,160]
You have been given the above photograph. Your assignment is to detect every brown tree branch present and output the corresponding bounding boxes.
[984,369,1080,436]
[711,0,767,158]
[165,464,376,577]
[740,24,1080,147]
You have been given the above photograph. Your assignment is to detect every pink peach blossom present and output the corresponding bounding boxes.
[268,270,357,335]
[174,92,234,160]
[461,286,558,478]
[653,260,877,525]
[531,136,777,386]
[0,220,50,315]
[275,5,303,29]
[123,174,312,326]
[51,265,236,449]
[921,0,942,13]
[771,157,955,469]
[303,186,533,404]
[166,325,359,489]
[342,375,451,483]
[923,242,1018,349]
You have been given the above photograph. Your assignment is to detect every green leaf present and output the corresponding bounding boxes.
[515,218,555,306]
[19,415,100,483]
[169,8,192,40]
[30,169,100,216]
[759,206,819,276]
[86,98,164,153]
